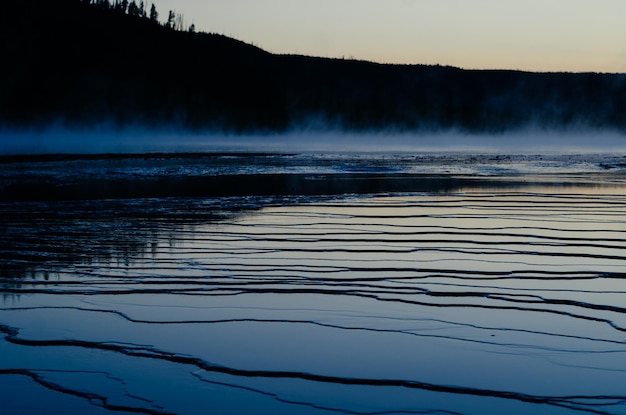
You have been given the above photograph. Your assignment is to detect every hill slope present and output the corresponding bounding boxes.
[2,0,626,133]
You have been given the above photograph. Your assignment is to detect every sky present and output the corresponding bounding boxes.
[152,0,626,73]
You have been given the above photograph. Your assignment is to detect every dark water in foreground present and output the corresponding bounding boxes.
[2,153,626,415]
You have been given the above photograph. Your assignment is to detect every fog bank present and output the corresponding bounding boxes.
[1,127,626,155]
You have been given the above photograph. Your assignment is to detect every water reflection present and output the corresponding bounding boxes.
[2,172,626,414]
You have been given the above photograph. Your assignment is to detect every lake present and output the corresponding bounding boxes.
[2,152,626,415]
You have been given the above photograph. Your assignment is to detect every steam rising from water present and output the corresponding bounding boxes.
[1,126,626,154]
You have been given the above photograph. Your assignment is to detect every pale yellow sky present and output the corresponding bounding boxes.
[155,0,626,72]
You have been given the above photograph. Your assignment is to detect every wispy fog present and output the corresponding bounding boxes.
[1,126,625,155]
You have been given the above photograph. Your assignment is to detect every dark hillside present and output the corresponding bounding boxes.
[275,55,626,132]
[2,0,626,133]
[1,0,284,130]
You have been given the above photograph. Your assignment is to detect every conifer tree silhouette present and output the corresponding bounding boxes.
[149,3,158,21]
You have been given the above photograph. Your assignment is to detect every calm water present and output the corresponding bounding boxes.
[2,153,626,414]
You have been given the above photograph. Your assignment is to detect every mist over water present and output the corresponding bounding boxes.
[2,127,626,154]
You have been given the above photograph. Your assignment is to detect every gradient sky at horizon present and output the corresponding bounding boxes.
[154,0,626,73]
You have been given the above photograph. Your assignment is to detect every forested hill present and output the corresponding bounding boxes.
[2,0,626,133]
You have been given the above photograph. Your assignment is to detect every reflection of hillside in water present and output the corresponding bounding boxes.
[0,198,245,286]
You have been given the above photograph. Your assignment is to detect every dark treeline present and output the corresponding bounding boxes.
[2,0,626,133]
[83,0,193,31]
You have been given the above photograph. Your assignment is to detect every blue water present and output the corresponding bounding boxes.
[2,152,626,414]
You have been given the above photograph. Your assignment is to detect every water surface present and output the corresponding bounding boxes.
[2,152,626,414]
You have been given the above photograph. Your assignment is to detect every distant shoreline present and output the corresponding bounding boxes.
[0,152,293,164]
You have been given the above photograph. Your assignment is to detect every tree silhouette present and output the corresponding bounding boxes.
[128,0,138,16]
[166,10,175,29]
[149,3,158,21]
[117,0,128,13]
[93,0,111,10]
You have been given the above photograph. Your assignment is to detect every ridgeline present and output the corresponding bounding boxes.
[2,0,626,133]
